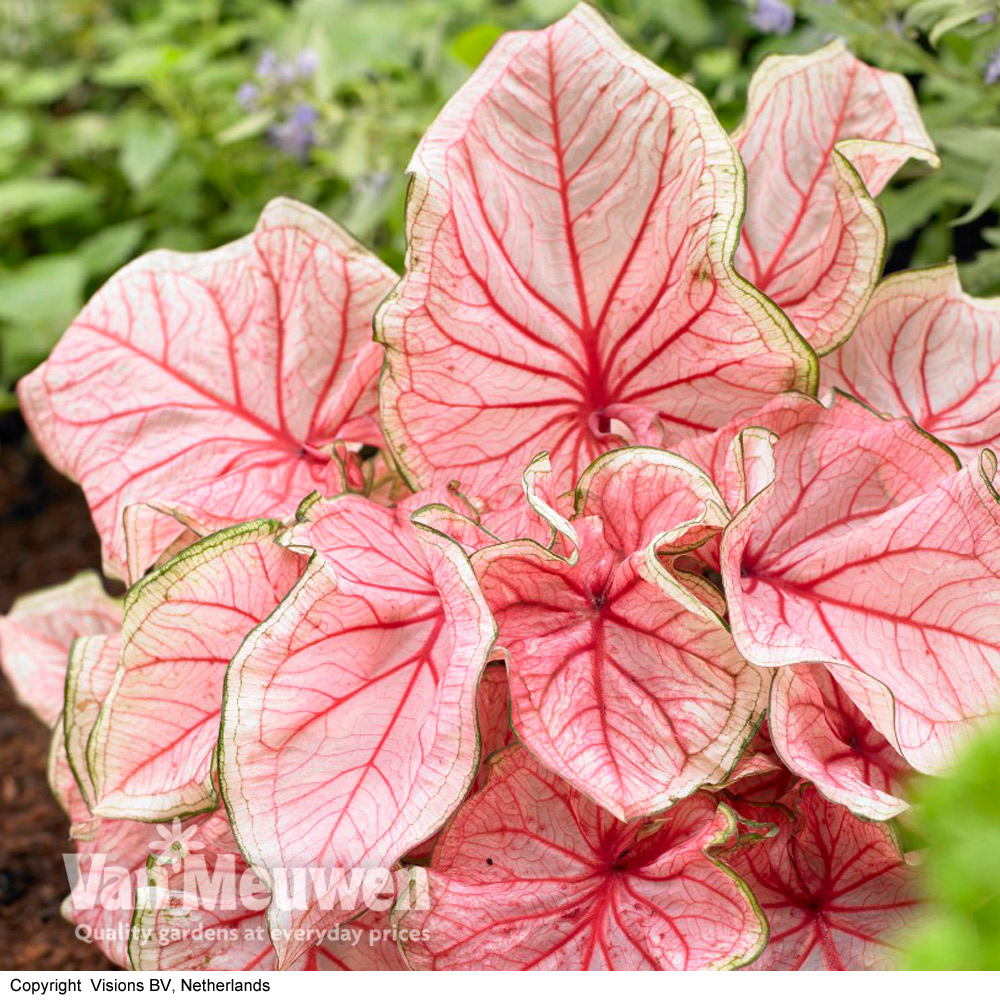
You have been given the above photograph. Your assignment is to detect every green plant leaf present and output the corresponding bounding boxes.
[118,119,179,191]
[951,160,1000,226]
[0,178,98,226]
[0,254,86,381]
[78,220,146,278]
[7,66,84,105]
[450,23,505,67]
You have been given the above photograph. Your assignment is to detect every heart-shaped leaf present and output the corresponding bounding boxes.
[734,42,938,355]
[220,495,495,968]
[475,448,765,819]
[395,745,766,970]
[19,198,395,579]
[822,263,1000,461]
[378,3,813,501]
[0,572,120,727]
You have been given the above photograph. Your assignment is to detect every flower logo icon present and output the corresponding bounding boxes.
[148,819,204,865]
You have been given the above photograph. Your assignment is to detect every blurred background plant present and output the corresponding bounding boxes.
[1,0,1000,410]
[900,718,1000,971]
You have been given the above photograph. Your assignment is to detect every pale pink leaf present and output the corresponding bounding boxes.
[729,786,921,970]
[90,520,304,820]
[823,263,1000,461]
[48,723,185,970]
[719,723,799,806]
[131,811,411,971]
[475,521,765,820]
[721,394,1000,771]
[220,495,496,968]
[65,633,122,810]
[575,446,729,556]
[396,745,766,970]
[734,42,938,355]
[769,663,910,821]
[0,572,120,726]
[19,198,395,578]
[130,811,279,971]
[377,3,814,500]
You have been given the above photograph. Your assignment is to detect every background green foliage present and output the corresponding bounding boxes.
[2,0,1000,409]
[902,719,1000,970]
[1,0,1000,970]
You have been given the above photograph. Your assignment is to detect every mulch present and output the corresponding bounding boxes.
[1,415,117,971]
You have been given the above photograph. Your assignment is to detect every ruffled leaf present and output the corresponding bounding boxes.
[220,495,495,968]
[89,520,304,820]
[378,2,813,500]
[734,42,938,355]
[729,786,921,970]
[475,449,764,819]
[0,572,120,727]
[19,198,395,579]
[395,745,766,970]
[823,263,1000,461]
[721,393,1000,772]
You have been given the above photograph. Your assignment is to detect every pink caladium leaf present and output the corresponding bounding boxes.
[0,572,120,727]
[60,814,158,969]
[395,745,766,970]
[733,42,938,356]
[720,392,1000,772]
[768,664,910,821]
[377,2,814,501]
[475,448,765,820]
[405,660,514,863]
[219,494,495,969]
[822,263,1000,461]
[18,198,395,580]
[64,633,123,810]
[89,520,304,821]
[132,810,411,971]
[729,785,921,970]
[717,723,798,806]
[48,722,181,970]
[131,811,279,972]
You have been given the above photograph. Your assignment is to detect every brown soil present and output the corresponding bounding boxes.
[1,416,117,971]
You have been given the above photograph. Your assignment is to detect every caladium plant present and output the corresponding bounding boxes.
[4,1,1000,973]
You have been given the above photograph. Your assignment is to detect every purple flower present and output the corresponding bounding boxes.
[255,49,279,79]
[276,60,299,85]
[295,48,320,78]
[268,102,319,160]
[986,45,1000,84]
[236,81,260,109]
[748,0,795,35]
[978,11,997,25]
[291,103,319,127]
